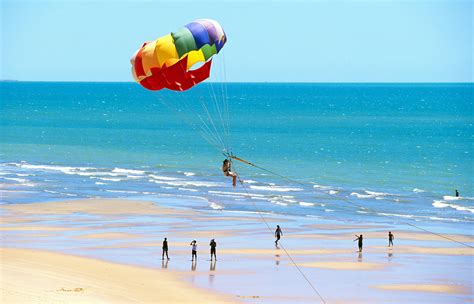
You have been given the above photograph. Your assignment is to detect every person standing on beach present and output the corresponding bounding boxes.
[210,239,217,261]
[275,225,283,245]
[162,237,169,260]
[388,231,394,247]
[190,240,197,261]
[354,234,363,252]
[222,159,237,187]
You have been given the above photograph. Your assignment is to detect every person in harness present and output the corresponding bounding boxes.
[222,159,237,187]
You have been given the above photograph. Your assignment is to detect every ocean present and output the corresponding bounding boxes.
[1,82,472,233]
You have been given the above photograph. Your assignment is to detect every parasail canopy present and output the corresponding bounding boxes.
[131,19,227,91]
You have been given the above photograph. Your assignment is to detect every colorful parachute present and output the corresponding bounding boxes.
[131,19,227,91]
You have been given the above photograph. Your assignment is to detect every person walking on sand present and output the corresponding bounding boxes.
[275,225,283,245]
[222,159,237,187]
[354,234,363,252]
[388,231,394,247]
[162,237,169,260]
[190,240,197,261]
[210,239,217,261]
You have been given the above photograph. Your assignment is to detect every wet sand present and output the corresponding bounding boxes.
[1,198,472,303]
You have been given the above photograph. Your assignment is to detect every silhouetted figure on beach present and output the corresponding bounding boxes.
[210,239,217,261]
[354,234,363,252]
[162,237,169,260]
[275,225,283,245]
[190,240,197,261]
[455,189,459,197]
[222,159,237,187]
[388,231,394,247]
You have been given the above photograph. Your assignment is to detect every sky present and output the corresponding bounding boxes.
[1,0,472,82]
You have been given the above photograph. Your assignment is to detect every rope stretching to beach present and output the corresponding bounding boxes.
[228,156,474,249]
[228,159,327,304]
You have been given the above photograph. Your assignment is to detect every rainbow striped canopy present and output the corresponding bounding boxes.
[131,19,227,91]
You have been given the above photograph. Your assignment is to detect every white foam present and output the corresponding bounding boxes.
[443,195,461,201]
[413,188,426,193]
[209,202,223,210]
[244,179,258,184]
[351,190,395,199]
[432,200,474,213]
[183,172,195,176]
[149,174,180,181]
[11,162,94,174]
[95,182,107,185]
[105,190,140,194]
[148,179,221,188]
[209,190,262,197]
[328,190,339,195]
[433,200,450,208]
[71,171,120,177]
[377,212,415,219]
[3,177,35,187]
[429,216,460,222]
[313,184,332,190]
[95,177,122,182]
[112,168,146,175]
[365,190,393,196]
[125,175,144,179]
[44,190,77,197]
[350,192,373,199]
[250,185,303,192]
[4,177,28,183]
[324,209,335,212]
[177,187,198,192]
[299,202,315,207]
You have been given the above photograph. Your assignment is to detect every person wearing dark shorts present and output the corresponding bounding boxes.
[162,237,169,260]
[210,239,217,261]
[354,234,363,252]
[190,240,197,261]
[275,225,282,245]
[388,231,394,247]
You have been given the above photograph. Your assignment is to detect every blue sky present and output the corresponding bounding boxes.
[1,0,472,82]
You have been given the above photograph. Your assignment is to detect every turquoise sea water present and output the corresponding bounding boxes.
[1,82,472,232]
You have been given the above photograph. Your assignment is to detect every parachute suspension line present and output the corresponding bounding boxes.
[196,113,226,150]
[152,60,225,152]
[169,55,228,152]
[228,159,327,304]
[172,94,224,151]
[197,92,227,150]
[229,156,474,249]
[206,83,225,146]
[207,79,229,150]
[158,95,223,152]
[213,59,229,144]
[219,53,231,150]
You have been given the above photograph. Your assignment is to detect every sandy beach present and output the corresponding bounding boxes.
[1,198,472,303]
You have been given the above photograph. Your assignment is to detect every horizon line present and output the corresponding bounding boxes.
[1,80,473,84]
